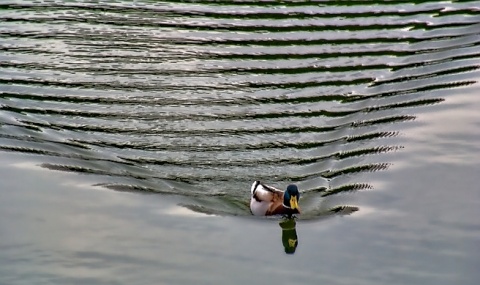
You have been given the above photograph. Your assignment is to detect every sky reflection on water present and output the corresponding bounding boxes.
[1,145,480,285]
[1,0,480,284]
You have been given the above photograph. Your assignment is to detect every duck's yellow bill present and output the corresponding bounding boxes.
[290,196,299,210]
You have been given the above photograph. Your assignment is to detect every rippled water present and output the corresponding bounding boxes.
[2,0,478,217]
[1,0,480,284]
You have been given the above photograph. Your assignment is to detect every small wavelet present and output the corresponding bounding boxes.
[0,0,479,218]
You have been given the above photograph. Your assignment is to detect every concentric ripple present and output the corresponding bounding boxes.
[0,0,479,218]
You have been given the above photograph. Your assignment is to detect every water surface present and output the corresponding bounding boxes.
[1,0,480,284]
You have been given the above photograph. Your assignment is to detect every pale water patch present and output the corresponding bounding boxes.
[1,0,480,284]
[162,206,215,218]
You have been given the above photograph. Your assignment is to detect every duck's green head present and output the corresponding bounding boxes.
[283,184,300,211]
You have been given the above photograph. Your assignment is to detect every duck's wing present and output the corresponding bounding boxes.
[251,181,284,202]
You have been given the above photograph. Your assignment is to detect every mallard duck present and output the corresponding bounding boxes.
[250,181,301,216]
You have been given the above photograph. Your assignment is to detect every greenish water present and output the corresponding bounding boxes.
[1,0,480,284]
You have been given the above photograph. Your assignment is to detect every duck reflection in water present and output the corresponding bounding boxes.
[279,218,298,254]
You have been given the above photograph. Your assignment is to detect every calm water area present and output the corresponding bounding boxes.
[1,1,480,284]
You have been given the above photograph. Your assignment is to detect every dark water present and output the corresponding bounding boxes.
[1,0,480,284]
